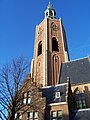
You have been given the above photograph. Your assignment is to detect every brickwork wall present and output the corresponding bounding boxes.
[50,103,69,120]
[17,75,46,120]
[33,18,69,86]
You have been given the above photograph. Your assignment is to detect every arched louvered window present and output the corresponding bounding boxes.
[52,37,59,52]
[38,41,42,56]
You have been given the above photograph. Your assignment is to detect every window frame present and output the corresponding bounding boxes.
[28,111,38,120]
[23,92,27,104]
[51,110,63,120]
[75,93,86,109]
[15,112,22,120]
[23,91,32,105]
[55,92,61,98]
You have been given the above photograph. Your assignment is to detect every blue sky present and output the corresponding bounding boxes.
[0,0,90,67]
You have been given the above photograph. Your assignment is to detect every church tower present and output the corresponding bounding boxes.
[31,2,69,86]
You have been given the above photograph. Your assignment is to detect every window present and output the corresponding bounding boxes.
[28,98,31,104]
[58,111,63,119]
[46,12,48,17]
[51,110,62,120]
[52,111,57,118]
[28,91,32,104]
[38,41,42,56]
[28,112,33,119]
[55,92,61,98]
[52,37,59,52]
[34,112,38,119]
[23,92,27,104]
[23,91,32,105]
[75,93,86,109]
[76,98,86,109]
[15,112,22,119]
[28,111,38,120]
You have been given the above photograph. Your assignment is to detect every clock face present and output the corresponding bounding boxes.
[38,28,42,35]
[51,23,56,30]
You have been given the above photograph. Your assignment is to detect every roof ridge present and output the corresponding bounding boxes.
[41,83,67,89]
[63,56,89,64]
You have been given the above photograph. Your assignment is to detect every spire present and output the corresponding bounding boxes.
[47,2,53,9]
[44,2,56,19]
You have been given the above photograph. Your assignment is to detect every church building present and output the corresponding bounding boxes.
[15,2,90,120]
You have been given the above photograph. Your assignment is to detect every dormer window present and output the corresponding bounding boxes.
[55,92,60,98]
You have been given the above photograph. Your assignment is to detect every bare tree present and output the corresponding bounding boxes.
[0,56,30,120]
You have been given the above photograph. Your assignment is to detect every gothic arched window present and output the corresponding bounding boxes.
[38,41,42,56]
[52,37,59,52]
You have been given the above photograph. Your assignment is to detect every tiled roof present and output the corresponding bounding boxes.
[59,57,90,85]
[40,84,67,104]
[71,109,90,120]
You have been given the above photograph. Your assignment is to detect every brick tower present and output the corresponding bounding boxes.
[31,2,69,86]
